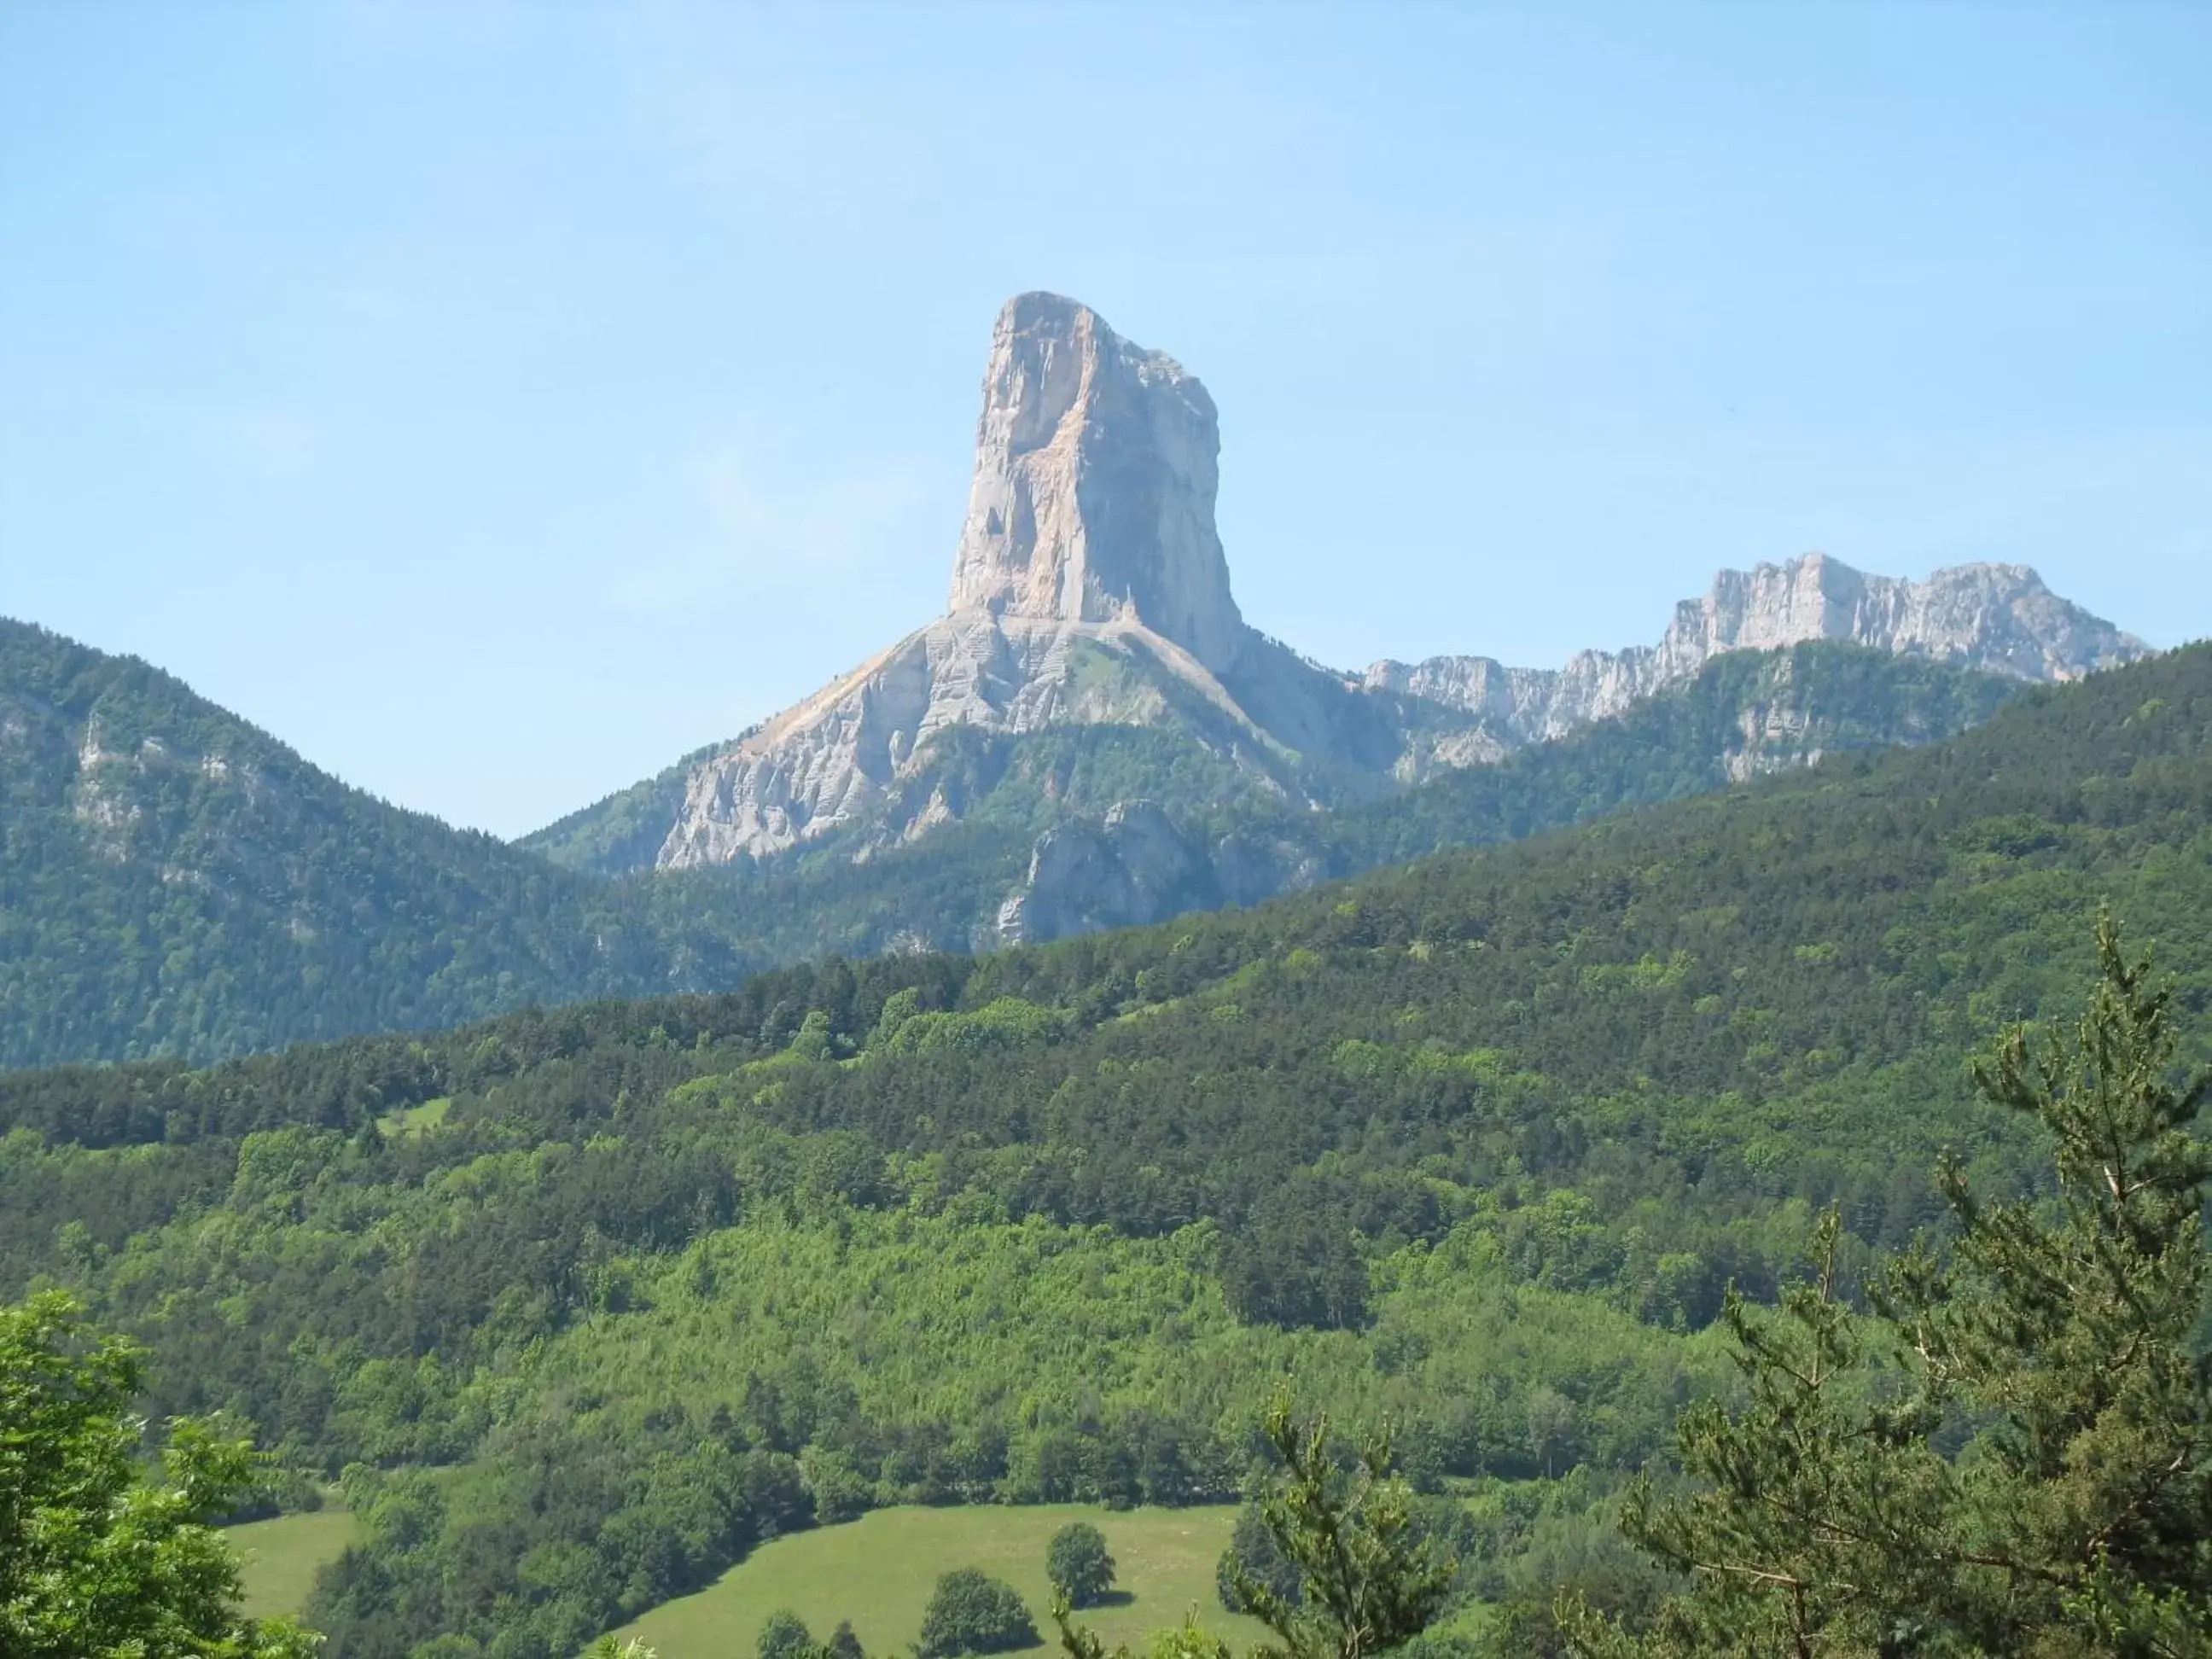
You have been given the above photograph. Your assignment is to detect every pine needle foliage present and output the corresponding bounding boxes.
[1568,914,2212,1657]
[1231,1396,1455,1659]
[1057,1393,1452,1659]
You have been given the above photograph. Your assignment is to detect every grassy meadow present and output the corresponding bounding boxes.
[226,1505,356,1621]
[613,1504,1266,1658]
[376,1096,452,1138]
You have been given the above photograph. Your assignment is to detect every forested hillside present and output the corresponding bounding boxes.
[3,643,2206,1657]
[713,638,2026,958]
[0,614,2020,1070]
[0,620,690,1064]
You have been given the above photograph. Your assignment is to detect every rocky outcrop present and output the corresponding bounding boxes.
[995,800,1202,945]
[993,800,1331,946]
[529,294,2151,877]
[949,293,1246,675]
[656,609,1286,868]
[1364,554,2146,744]
[652,294,1336,867]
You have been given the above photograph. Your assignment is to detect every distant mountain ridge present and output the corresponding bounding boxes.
[525,293,2145,876]
[742,640,2031,955]
[1364,552,2140,753]
[0,293,2157,1068]
[0,615,2032,1068]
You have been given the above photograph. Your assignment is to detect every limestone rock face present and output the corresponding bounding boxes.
[1654,555,2144,683]
[1365,555,2146,742]
[534,294,2151,879]
[947,293,1245,675]
[991,804,1339,949]
[652,294,1315,868]
[995,800,1201,945]
[657,611,1251,868]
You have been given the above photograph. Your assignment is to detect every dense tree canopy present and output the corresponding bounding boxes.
[918,1569,1039,1658]
[0,644,2205,1654]
[760,1609,818,1659]
[1569,920,2212,1656]
[2,613,2019,1071]
[1047,1522,1117,1610]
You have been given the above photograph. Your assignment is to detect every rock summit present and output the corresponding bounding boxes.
[948,293,1246,674]
[528,294,2151,874]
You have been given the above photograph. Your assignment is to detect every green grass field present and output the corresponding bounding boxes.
[377,1096,451,1138]
[225,1505,355,1620]
[614,1505,1266,1659]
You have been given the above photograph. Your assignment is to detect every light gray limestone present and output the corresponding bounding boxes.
[1363,553,2146,743]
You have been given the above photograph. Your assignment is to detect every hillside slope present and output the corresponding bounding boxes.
[526,294,2143,880]
[0,620,690,1067]
[0,610,2029,1069]
[684,640,2027,957]
[2,643,2206,1655]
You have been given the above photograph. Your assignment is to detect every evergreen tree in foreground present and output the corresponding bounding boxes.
[1217,1502,1304,1618]
[1569,913,2212,1656]
[1060,1393,1452,1659]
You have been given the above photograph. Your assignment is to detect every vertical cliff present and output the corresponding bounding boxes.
[524,296,2151,877]
[1365,554,2147,744]
[946,293,1246,674]
[643,295,1295,866]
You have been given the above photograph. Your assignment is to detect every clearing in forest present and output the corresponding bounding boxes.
[614,1504,1264,1656]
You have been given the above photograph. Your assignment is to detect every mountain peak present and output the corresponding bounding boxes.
[1365,552,2147,749]
[1672,554,2140,682]
[527,300,2153,876]
[946,293,1246,673]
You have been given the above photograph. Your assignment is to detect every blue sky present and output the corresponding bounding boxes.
[3,2,2206,837]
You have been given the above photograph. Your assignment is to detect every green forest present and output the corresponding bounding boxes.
[2,613,2018,1070]
[4,643,2209,1655]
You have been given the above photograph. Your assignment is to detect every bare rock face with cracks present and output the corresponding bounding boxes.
[654,292,1295,869]
[541,292,2146,875]
[946,293,1246,675]
[1363,554,2144,754]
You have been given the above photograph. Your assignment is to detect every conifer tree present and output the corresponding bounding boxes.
[1058,1393,1451,1659]
[1230,1396,1454,1659]
[1569,914,2212,1656]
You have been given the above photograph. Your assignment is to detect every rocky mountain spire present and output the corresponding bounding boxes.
[527,293,2153,880]
[946,293,1247,673]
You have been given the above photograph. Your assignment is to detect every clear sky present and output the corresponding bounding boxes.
[3,3,2206,837]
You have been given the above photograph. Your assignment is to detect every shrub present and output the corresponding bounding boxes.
[918,1568,1039,1657]
[759,1609,815,1659]
[1045,1521,1116,1608]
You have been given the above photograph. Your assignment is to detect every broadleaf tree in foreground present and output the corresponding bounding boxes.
[0,1289,321,1659]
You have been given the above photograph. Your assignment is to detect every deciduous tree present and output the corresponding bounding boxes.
[1048,1521,1118,1609]
[0,1291,319,1659]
